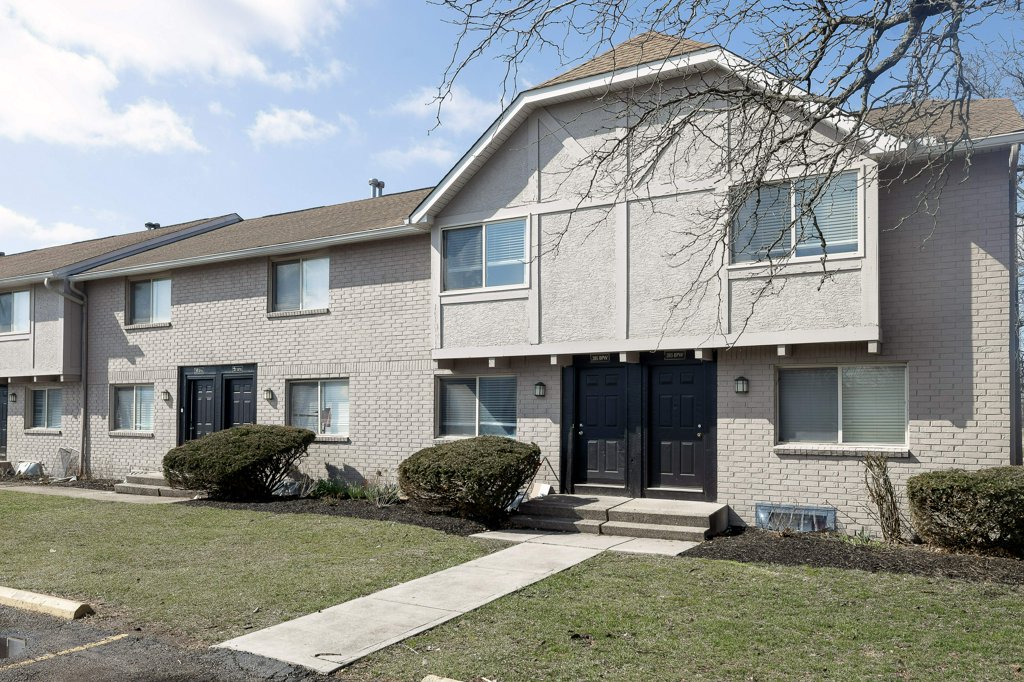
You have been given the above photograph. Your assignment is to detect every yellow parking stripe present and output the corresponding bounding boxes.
[0,633,129,672]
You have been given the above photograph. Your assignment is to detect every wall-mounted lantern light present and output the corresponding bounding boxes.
[263,388,274,401]
[734,376,749,394]
[159,390,172,402]
[534,382,546,398]
[8,391,16,403]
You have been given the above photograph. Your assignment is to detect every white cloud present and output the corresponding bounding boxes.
[207,101,231,117]
[0,205,98,251]
[391,85,500,135]
[247,108,339,146]
[373,138,458,171]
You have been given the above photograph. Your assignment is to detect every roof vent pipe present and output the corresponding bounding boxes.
[368,178,385,198]
[145,222,161,229]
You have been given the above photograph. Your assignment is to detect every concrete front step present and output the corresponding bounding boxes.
[600,520,709,542]
[113,482,201,498]
[517,495,630,521]
[510,515,603,534]
[606,499,730,534]
[125,472,169,486]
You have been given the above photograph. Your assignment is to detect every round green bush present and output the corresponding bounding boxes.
[907,466,1024,556]
[398,436,541,523]
[163,424,315,500]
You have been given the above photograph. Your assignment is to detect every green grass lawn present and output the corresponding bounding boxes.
[0,491,492,643]
[338,553,1024,682]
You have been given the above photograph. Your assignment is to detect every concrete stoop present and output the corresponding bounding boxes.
[114,472,203,498]
[512,495,728,542]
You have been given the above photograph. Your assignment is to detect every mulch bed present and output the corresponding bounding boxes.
[182,497,493,536]
[0,477,119,491]
[687,527,1024,586]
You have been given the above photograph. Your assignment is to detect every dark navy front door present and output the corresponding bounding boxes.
[648,364,707,489]
[576,366,628,484]
[179,365,257,443]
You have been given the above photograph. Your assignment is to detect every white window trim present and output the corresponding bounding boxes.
[111,384,155,433]
[128,278,172,326]
[271,256,330,312]
[728,169,865,268]
[437,375,517,438]
[440,218,530,293]
[0,289,32,336]
[29,388,61,430]
[775,363,909,447]
[286,378,349,438]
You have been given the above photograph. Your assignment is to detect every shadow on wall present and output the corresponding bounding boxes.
[325,462,367,485]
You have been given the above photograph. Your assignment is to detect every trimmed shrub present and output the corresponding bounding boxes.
[907,466,1024,556]
[163,424,315,500]
[399,436,541,523]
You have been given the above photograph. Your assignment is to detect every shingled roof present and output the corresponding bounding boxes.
[864,98,1024,141]
[537,31,713,88]
[85,187,434,275]
[0,217,229,283]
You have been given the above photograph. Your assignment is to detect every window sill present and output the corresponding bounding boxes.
[439,285,530,303]
[727,256,863,278]
[773,443,910,458]
[267,308,330,319]
[0,331,31,342]
[124,322,172,331]
[109,430,155,439]
[314,434,350,443]
[24,428,61,436]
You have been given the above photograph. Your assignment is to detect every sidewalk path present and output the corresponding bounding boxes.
[0,485,182,505]
[216,542,602,673]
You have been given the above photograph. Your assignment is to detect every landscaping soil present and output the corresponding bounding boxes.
[182,497,493,536]
[687,527,1024,586]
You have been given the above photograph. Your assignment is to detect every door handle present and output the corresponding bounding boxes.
[696,423,703,439]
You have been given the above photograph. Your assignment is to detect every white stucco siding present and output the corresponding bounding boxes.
[539,207,617,344]
[440,122,535,220]
[728,269,863,333]
[441,299,530,348]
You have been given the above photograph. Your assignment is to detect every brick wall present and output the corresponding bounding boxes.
[5,381,83,475]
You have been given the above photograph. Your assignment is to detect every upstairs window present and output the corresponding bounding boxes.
[129,279,171,325]
[778,365,906,445]
[0,290,30,333]
[439,376,517,437]
[288,379,349,436]
[443,219,527,291]
[732,171,859,263]
[273,257,329,312]
[31,388,62,429]
[114,385,154,431]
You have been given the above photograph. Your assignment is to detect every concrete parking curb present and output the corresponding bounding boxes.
[0,587,94,620]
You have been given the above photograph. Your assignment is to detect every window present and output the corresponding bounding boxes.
[30,389,62,429]
[732,171,859,263]
[443,219,527,291]
[778,365,906,445]
[129,279,171,325]
[273,257,329,311]
[113,385,154,431]
[288,379,349,436]
[439,376,516,437]
[0,290,30,333]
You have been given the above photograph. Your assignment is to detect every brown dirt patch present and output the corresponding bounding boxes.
[182,497,493,536]
[687,527,1024,585]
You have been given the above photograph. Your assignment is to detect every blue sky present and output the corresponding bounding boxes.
[0,0,573,254]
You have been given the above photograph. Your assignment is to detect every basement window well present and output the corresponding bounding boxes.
[755,503,837,533]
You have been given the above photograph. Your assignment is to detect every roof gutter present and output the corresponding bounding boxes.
[71,223,427,282]
[1009,141,1022,467]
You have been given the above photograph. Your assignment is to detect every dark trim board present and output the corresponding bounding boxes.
[561,352,717,501]
[177,364,257,444]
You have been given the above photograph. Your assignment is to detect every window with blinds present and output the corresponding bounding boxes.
[439,376,517,437]
[288,379,349,436]
[731,171,859,263]
[273,257,329,312]
[113,385,155,431]
[31,388,62,429]
[129,279,171,325]
[778,365,906,445]
[0,290,30,334]
[443,219,526,291]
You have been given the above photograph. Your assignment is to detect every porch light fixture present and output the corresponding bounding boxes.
[263,388,274,401]
[734,377,749,394]
[533,382,546,398]
[8,392,15,403]
[159,390,171,402]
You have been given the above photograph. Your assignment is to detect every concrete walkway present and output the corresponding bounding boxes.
[472,529,699,555]
[216,542,600,673]
[0,485,182,504]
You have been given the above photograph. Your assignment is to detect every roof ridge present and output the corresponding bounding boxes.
[249,186,435,222]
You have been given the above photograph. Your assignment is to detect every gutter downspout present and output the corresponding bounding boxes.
[43,276,89,477]
[1010,142,1022,467]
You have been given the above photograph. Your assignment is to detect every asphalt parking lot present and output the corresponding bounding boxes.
[0,606,318,682]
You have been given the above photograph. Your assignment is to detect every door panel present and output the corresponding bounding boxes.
[648,365,706,489]
[577,366,627,484]
[188,379,216,441]
[0,386,8,454]
[226,377,256,428]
